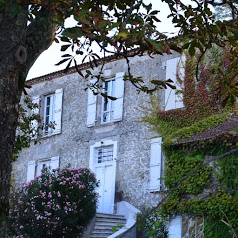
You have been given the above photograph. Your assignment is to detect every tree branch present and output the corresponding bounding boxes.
[24,8,58,79]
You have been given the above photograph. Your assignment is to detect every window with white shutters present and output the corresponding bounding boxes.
[42,88,63,135]
[26,156,60,182]
[165,56,185,111]
[101,79,115,123]
[44,94,55,133]
[149,137,162,192]
[86,72,125,127]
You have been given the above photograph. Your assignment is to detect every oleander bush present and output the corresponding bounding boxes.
[9,167,99,238]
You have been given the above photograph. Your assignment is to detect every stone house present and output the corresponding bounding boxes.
[13,52,185,237]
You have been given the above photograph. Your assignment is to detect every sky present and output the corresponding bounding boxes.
[27,0,176,80]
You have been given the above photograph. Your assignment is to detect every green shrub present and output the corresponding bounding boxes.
[136,207,168,238]
[9,167,99,238]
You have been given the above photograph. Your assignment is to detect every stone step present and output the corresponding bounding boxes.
[96,217,126,222]
[90,234,109,238]
[91,231,113,235]
[94,224,124,230]
[90,213,127,238]
[96,213,125,219]
[93,229,113,233]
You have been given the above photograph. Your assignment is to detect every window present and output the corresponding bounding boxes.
[182,215,204,238]
[44,94,55,133]
[90,140,118,168]
[36,159,51,176]
[96,146,114,163]
[87,72,125,127]
[168,215,204,238]
[101,79,115,123]
[164,56,185,111]
[32,88,63,136]
[26,156,60,182]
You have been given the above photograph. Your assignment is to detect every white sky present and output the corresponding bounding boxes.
[27,0,176,79]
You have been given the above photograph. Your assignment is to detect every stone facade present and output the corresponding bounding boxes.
[13,52,179,211]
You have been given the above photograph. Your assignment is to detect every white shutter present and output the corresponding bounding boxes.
[53,88,63,134]
[149,137,162,191]
[87,79,97,127]
[165,56,185,111]
[27,160,36,182]
[50,156,60,170]
[113,72,125,121]
[168,216,182,238]
[31,95,40,139]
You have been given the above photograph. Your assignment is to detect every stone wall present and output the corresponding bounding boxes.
[13,52,178,209]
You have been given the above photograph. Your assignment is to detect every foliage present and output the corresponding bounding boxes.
[143,46,238,236]
[164,150,212,195]
[14,96,41,160]
[217,154,238,197]
[204,218,238,238]
[136,207,168,238]
[9,167,98,238]
[144,49,238,146]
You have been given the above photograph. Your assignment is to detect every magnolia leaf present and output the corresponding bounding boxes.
[61,44,71,52]
[166,83,176,90]
[61,54,72,58]
[55,58,70,66]
[63,59,72,73]
[60,37,71,43]
[151,80,163,85]
[107,95,117,101]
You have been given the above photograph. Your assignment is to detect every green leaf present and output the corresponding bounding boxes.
[61,44,71,51]
[61,54,72,58]
[185,155,203,162]
[151,80,163,85]
[55,58,70,66]
[63,27,84,38]
[107,95,117,101]
[60,37,71,43]
[188,45,196,56]
[76,50,84,55]
[86,70,92,75]
[63,60,72,73]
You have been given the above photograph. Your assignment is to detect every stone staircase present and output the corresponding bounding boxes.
[90,213,127,238]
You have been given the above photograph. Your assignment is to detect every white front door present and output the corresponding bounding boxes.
[95,162,116,213]
[90,141,117,214]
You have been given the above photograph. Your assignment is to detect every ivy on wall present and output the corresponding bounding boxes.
[144,48,238,237]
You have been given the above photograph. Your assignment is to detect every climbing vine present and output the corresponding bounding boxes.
[144,47,238,237]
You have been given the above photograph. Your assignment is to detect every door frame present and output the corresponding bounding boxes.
[89,139,117,214]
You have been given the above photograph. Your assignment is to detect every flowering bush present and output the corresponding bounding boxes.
[9,167,98,238]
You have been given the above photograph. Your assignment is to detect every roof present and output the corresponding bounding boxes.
[173,114,238,146]
[26,36,180,86]
[26,53,126,86]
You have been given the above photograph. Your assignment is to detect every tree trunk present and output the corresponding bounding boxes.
[0,11,28,237]
[0,70,22,237]
[0,4,57,236]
